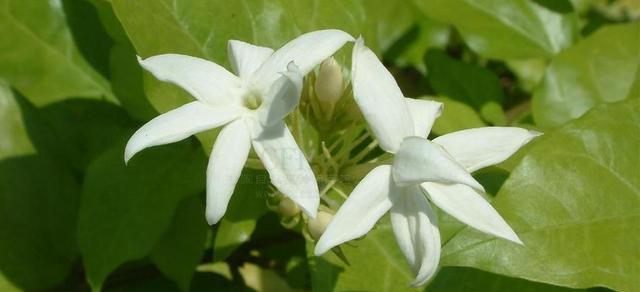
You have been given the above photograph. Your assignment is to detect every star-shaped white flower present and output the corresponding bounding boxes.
[314,38,540,286]
[125,30,354,225]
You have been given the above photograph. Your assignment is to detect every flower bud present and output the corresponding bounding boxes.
[307,210,334,240]
[277,197,300,217]
[314,57,344,107]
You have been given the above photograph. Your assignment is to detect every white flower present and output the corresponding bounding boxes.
[314,38,540,287]
[125,30,354,225]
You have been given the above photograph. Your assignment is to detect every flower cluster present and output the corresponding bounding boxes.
[125,29,540,286]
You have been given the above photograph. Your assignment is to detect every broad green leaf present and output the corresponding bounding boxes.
[425,49,505,109]
[413,0,579,59]
[429,267,587,292]
[213,169,270,262]
[0,0,115,106]
[78,140,207,290]
[428,97,486,136]
[441,99,640,291]
[21,99,136,171]
[151,196,208,292]
[0,155,80,291]
[532,22,640,128]
[0,81,35,159]
[308,215,421,292]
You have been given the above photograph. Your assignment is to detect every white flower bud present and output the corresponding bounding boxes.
[314,57,344,106]
[308,210,334,240]
[277,197,300,217]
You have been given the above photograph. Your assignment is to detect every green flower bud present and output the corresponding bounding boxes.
[308,210,334,240]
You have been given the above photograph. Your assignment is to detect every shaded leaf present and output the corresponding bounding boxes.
[151,196,208,292]
[78,140,207,290]
[426,49,505,109]
[0,155,80,290]
[0,81,35,159]
[213,169,270,262]
[429,266,588,292]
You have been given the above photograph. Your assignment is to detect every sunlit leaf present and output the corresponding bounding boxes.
[0,0,115,106]
[442,99,640,291]
[413,0,579,59]
[532,22,640,128]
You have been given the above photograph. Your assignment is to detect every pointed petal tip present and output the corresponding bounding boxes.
[205,210,222,226]
[528,129,544,138]
[313,239,331,256]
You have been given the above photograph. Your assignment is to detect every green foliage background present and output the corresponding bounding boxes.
[0,0,638,291]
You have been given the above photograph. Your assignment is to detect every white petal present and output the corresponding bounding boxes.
[422,182,523,244]
[227,40,274,78]
[124,102,240,163]
[390,186,441,287]
[252,29,354,91]
[392,137,484,191]
[352,38,414,152]
[433,127,541,172]
[251,121,319,217]
[138,54,241,105]
[257,62,303,126]
[314,165,397,255]
[404,98,443,137]
[205,119,252,225]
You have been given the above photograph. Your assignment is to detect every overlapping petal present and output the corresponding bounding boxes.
[390,186,441,287]
[422,182,523,244]
[392,137,484,191]
[124,101,240,163]
[252,29,354,91]
[205,119,252,225]
[251,121,319,217]
[257,62,303,126]
[433,127,541,172]
[405,98,443,137]
[227,40,274,79]
[138,54,241,105]
[352,38,414,152]
[314,165,398,255]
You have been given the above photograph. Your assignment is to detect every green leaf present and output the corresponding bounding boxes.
[151,196,208,292]
[426,49,505,109]
[429,267,587,292]
[213,169,270,262]
[428,97,486,136]
[0,155,80,290]
[532,22,640,128]
[0,272,20,292]
[0,81,35,159]
[387,16,450,73]
[307,215,421,292]
[413,0,579,59]
[78,140,207,290]
[441,99,640,291]
[0,0,115,106]
[22,99,136,171]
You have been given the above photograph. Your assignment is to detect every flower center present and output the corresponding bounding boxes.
[242,91,263,110]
